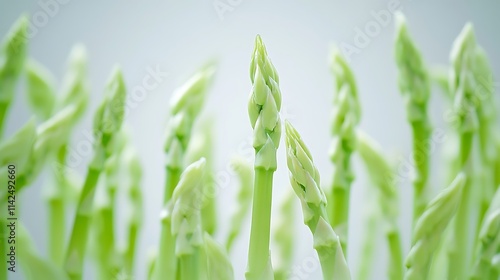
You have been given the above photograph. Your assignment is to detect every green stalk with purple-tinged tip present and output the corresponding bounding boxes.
[246,35,282,280]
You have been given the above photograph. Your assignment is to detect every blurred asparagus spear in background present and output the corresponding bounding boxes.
[0,15,28,138]
[204,233,235,280]
[64,67,126,280]
[0,119,36,280]
[285,121,351,280]
[394,13,432,227]
[246,35,282,280]
[226,156,253,252]
[405,173,465,280]
[122,144,144,276]
[273,192,295,280]
[154,65,214,279]
[471,187,500,279]
[169,158,206,280]
[93,129,127,279]
[328,47,361,254]
[186,117,218,235]
[447,23,481,280]
[357,130,403,280]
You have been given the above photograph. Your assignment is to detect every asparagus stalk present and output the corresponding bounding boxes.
[168,158,206,280]
[186,118,217,235]
[64,67,126,280]
[154,65,214,279]
[163,66,215,203]
[447,24,481,280]
[273,192,295,280]
[204,233,235,280]
[405,173,466,280]
[226,156,253,252]
[93,130,127,279]
[328,47,361,254]
[25,60,56,120]
[0,15,28,138]
[285,121,351,280]
[246,35,282,280]
[470,187,500,279]
[357,130,404,280]
[0,120,36,280]
[17,224,68,280]
[122,145,144,276]
[394,13,432,227]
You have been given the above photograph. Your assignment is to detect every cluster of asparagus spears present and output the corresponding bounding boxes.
[0,11,499,280]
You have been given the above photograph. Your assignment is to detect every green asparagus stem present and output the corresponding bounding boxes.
[470,188,500,279]
[273,192,295,280]
[246,35,282,280]
[64,67,126,280]
[169,158,206,280]
[0,120,36,280]
[186,118,217,235]
[447,24,481,280]
[405,173,466,280]
[328,47,361,254]
[204,233,235,280]
[226,156,253,251]
[394,13,432,227]
[285,121,351,280]
[18,224,68,280]
[163,66,215,203]
[154,65,214,280]
[0,15,28,138]
[357,130,404,280]
[25,60,56,120]
[93,131,126,279]
[123,146,143,276]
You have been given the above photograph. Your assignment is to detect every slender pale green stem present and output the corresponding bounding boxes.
[0,218,6,280]
[247,168,274,280]
[163,167,181,204]
[64,160,102,280]
[330,184,349,252]
[179,251,200,280]
[411,121,431,224]
[387,229,404,280]
[154,217,177,280]
[357,213,376,280]
[0,102,7,138]
[449,133,473,280]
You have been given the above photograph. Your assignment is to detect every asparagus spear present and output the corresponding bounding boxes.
[64,67,126,280]
[285,121,351,280]
[122,145,144,276]
[470,187,500,279]
[246,35,282,280]
[204,233,235,280]
[0,15,28,138]
[357,130,404,280]
[273,192,295,280]
[154,65,214,279]
[394,13,432,227]
[328,47,361,254]
[447,24,481,280]
[169,158,206,280]
[405,173,466,280]
[226,156,253,252]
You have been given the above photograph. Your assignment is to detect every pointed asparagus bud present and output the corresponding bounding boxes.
[25,60,56,120]
[405,173,466,280]
[285,120,351,280]
[204,233,234,280]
